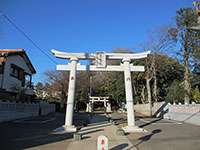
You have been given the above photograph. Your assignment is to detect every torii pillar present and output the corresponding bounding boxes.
[122,58,146,132]
[64,57,77,132]
[54,57,78,133]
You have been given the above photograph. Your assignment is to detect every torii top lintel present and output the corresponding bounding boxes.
[51,49,150,60]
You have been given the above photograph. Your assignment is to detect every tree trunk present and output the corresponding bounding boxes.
[146,78,152,116]
[153,75,158,102]
[184,53,191,104]
[153,62,158,102]
[132,80,137,96]
[183,31,191,104]
[141,85,145,104]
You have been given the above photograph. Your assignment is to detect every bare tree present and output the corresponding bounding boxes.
[142,26,176,116]
[44,70,69,106]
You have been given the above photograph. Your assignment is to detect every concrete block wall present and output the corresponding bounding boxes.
[134,102,200,125]
[164,104,200,126]
[40,102,56,115]
[134,102,167,117]
[0,101,55,123]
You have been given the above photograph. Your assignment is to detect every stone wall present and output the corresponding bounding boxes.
[164,103,200,126]
[40,102,56,115]
[134,102,168,117]
[134,102,200,125]
[0,101,55,123]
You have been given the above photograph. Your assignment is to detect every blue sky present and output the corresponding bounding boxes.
[0,0,192,83]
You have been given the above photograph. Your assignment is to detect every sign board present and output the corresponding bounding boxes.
[95,51,106,68]
[97,135,108,150]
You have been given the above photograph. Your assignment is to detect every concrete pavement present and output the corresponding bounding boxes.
[111,113,200,150]
[66,114,136,150]
[1,112,200,150]
[0,112,87,150]
[127,118,200,150]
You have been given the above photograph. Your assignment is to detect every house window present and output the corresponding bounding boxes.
[0,57,5,74]
[0,65,4,74]
[22,73,32,88]
[10,64,24,80]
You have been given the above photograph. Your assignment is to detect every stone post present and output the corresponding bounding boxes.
[122,58,146,133]
[106,103,112,113]
[123,58,135,126]
[64,57,78,132]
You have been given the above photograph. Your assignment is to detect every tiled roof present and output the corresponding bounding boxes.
[0,49,36,74]
[0,49,24,53]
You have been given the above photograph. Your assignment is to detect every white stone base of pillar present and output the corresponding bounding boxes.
[106,110,112,113]
[53,125,77,134]
[106,103,112,113]
[86,103,89,112]
[86,103,92,112]
[122,125,147,133]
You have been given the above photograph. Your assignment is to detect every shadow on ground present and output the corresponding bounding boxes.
[0,112,108,150]
[139,118,162,128]
[134,129,162,146]
[110,143,129,150]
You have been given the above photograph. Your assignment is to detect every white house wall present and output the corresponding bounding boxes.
[2,55,32,92]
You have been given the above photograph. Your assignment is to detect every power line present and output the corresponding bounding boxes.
[0,11,58,64]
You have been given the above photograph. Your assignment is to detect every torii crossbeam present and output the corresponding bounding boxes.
[52,49,150,133]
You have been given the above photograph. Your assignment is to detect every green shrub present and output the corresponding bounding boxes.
[165,80,184,103]
[192,87,200,103]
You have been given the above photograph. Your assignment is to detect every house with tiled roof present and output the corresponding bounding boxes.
[0,49,36,101]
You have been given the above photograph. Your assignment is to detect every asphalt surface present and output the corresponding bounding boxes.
[0,112,89,150]
[0,112,200,150]
[128,118,200,150]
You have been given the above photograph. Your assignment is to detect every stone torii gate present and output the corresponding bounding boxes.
[52,49,150,133]
[86,96,111,113]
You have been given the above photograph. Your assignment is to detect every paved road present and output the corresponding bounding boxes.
[0,112,89,150]
[128,118,200,150]
[1,112,200,150]
[67,113,135,150]
[111,113,200,150]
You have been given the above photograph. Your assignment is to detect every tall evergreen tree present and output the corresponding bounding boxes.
[171,7,200,103]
